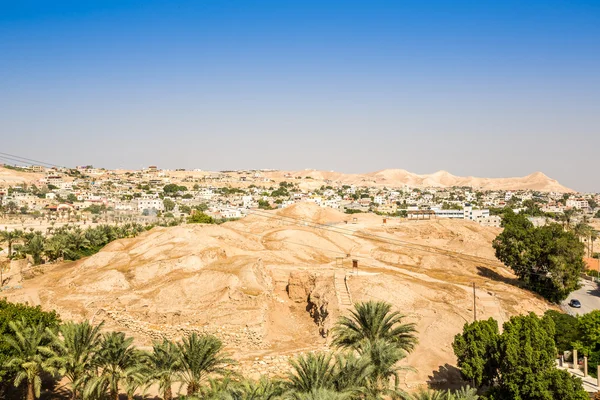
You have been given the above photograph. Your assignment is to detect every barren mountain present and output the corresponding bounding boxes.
[263,169,573,192]
[6,203,553,389]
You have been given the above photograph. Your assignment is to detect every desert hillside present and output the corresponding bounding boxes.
[262,169,573,192]
[5,203,553,389]
[0,166,44,184]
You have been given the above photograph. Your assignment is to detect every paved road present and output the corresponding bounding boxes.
[561,279,600,316]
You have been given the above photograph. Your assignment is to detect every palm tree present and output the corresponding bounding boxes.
[235,376,285,400]
[44,235,68,262]
[284,388,353,400]
[177,333,235,396]
[286,353,337,394]
[199,375,238,399]
[147,338,181,400]
[123,367,147,400]
[4,319,59,400]
[561,209,576,231]
[410,388,446,400]
[51,321,103,400]
[0,229,24,258]
[358,339,412,399]
[446,386,478,400]
[84,331,143,400]
[332,301,418,352]
[331,352,373,395]
[19,233,46,265]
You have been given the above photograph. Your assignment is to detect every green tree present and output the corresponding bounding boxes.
[0,229,24,259]
[147,338,181,400]
[452,318,499,387]
[545,369,588,400]
[229,376,285,400]
[331,300,417,352]
[163,198,176,212]
[18,233,46,265]
[543,310,580,353]
[176,333,234,396]
[258,199,274,210]
[187,212,214,224]
[493,210,585,302]
[85,332,143,400]
[286,352,337,394]
[357,339,412,399]
[0,300,60,389]
[410,388,446,400]
[493,313,556,399]
[4,319,59,400]
[51,321,103,400]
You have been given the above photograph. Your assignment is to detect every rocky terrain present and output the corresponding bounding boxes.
[4,203,554,388]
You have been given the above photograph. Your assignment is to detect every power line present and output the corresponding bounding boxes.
[0,151,67,169]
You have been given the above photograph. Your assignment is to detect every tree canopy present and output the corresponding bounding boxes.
[453,313,588,400]
[492,209,585,302]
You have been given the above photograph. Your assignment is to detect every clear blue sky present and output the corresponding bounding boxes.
[1,1,599,191]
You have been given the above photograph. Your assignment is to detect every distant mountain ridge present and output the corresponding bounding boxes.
[0,166,574,192]
[265,169,573,192]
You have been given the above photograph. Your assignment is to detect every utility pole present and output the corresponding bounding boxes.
[473,282,477,321]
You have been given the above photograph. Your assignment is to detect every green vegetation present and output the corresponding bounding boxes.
[492,209,585,302]
[187,211,214,224]
[0,300,429,400]
[441,203,463,210]
[4,223,148,265]
[0,300,60,397]
[344,209,363,214]
[453,313,588,400]
[163,198,176,212]
[258,199,274,210]
[85,204,108,215]
[163,184,188,195]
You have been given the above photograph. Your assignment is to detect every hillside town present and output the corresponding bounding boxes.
[1,165,599,230]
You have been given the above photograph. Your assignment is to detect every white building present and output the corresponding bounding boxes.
[566,198,589,210]
[432,209,464,219]
[374,195,385,205]
[464,204,490,221]
[477,215,502,228]
[137,198,164,212]
[220,208,242,219]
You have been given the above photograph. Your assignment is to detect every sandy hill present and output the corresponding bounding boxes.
[7,203,553,389]
[262,169,573,192]
[0,166,44,185]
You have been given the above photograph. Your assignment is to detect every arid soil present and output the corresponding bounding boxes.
[4,203,554,389]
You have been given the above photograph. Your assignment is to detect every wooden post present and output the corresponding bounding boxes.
[573,349,578,369]
[473,283,477,321]
[597,365,600,387]
[584,356,588,377]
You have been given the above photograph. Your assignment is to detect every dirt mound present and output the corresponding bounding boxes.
[276,202,348,224]
[8,212,554,390]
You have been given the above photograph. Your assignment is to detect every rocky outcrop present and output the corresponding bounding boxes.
[286,271,316,302]
[286,271,337,337]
